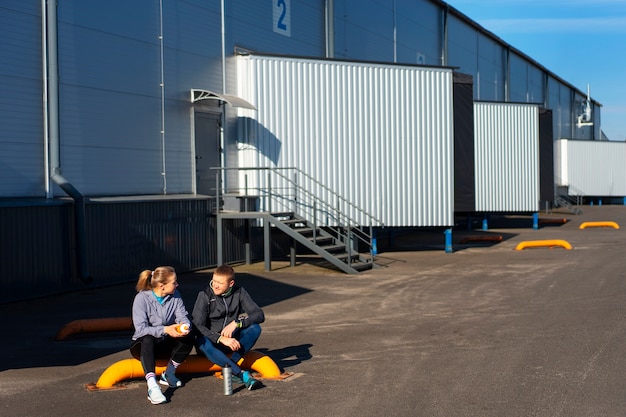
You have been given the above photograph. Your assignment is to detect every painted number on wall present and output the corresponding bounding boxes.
[273,0,291,37]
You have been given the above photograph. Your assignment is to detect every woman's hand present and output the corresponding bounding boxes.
[164,324,185,337]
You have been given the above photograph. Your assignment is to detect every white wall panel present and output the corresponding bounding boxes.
[474,102,540,212]
[555,139,626,196]
[236,55,454,227]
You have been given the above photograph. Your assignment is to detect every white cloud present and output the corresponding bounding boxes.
[478,17,626,34]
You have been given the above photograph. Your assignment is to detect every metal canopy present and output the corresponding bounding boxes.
[190,89,256,110]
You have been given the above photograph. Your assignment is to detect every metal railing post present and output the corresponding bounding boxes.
[292,171,297,214]
[267,171,272,213]
[313,201,317,243]
[347,228,352,267]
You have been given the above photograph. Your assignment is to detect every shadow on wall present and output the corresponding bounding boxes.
[237,117,282,165]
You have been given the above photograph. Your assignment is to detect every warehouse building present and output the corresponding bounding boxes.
[0,0,617,301]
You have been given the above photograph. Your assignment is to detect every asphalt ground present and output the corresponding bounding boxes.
[2,205,626,417]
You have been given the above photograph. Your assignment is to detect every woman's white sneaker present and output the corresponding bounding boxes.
[147,386,167,404]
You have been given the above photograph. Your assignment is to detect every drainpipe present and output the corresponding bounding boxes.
[44,0,91,283]
[325,0,334,58]
[159,0,167,194]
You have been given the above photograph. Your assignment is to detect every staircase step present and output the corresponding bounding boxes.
[350,261,374,271]
[281,218,307,227]
[271,211,296,219]
[308,236,334,245]
[267,211,377,274]
[317,244,346,253]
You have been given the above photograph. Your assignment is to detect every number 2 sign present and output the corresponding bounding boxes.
[273,0,291,37]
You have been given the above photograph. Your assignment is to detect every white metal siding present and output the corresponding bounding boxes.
[555,139,626,196]
[474,102,540,212]
[236,55,454,227]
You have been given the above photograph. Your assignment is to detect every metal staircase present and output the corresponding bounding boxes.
[554,182,584,215]
[213,167,384,274]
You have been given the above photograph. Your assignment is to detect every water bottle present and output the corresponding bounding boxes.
[222,362,233,395]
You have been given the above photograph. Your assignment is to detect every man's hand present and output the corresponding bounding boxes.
[221,320,239,338]
[219,336,241,351]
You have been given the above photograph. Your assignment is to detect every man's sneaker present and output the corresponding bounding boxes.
[241,370,259,390]
[160,372,183,388]
[230,374,243,385]
[147,386,167,404]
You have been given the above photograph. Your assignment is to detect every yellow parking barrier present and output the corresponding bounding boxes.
[579,221,619,229]
[55,317,133,341]
[515,239,572,250]
[86,350,289,390]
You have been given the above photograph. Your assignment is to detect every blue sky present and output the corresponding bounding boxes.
[445,0,626,141]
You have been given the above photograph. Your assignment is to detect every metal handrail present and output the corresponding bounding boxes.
[554,176,585,207]
[554,176,586,197]
[211,166,383,261]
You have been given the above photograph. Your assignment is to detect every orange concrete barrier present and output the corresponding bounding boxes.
[579,221,619,229]
[538,218,568,225]
[460,235,503,244]
[55,317,133,341]
[515,239,572,250]
[86,350,288,390]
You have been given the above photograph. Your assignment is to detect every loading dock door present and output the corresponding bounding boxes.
[194,112,221,196]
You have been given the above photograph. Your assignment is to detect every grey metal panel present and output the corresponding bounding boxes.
[228,0,325,57]
[57,21,160,96]
[0,201,77,299]
[0,3,44,197]
[334,0,441,64]
[333,0,395,62]
[474,102,540,212]
[475,34,505,102]
[394,1,441,65]
[0,196,259,303]
[236,54,455,227]
[56,2,202,197]
[447,13,478,77]
[87,198,214,278]
[555,139,626,197]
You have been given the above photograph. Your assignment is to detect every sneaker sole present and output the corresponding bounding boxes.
[246,379,259,390]
[147,396,167,405]
[159,377,182,388]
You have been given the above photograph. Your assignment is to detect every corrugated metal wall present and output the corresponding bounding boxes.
[555,139,626,197]
[0,200,77,295]
[474,102,540,212]
[87,198,214,279]
[0,198,260,303]
[236,54,455,227]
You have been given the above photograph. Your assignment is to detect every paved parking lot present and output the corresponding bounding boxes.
[2,205,626,417]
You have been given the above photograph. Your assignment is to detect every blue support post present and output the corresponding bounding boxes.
[444,228,453,253]
[532,212,539,230]
[482,214,488,231]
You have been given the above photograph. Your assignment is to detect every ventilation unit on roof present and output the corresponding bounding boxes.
[576,84,594,128]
